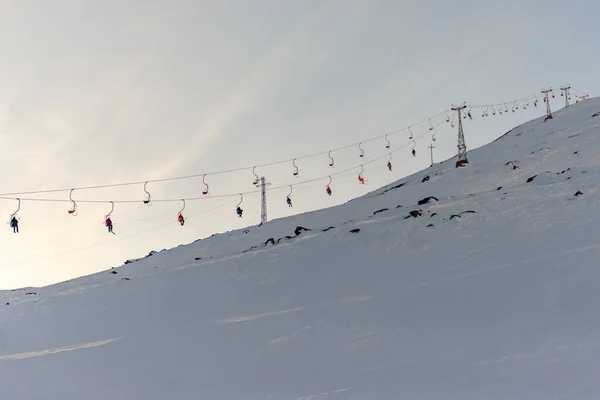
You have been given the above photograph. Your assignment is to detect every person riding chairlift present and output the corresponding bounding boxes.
[10,216,18,233]
[105,217,114,234]
[178,213,185,226]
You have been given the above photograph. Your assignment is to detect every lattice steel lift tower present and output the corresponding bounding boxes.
[541,88,553,121]
[560,85,571,108]
[452,102,468,168]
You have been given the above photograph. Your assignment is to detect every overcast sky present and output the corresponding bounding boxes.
[0,0,597,289]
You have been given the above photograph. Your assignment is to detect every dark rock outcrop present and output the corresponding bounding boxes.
[377,182,407,196]
[417,196,439,205]
[294,226,311,236]
[449,211,477,220]
[277,236,294,243]
[408,210,422,218]
[242,245,258,253]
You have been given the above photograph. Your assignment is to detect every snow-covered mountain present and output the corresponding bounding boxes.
[1,98,600,399]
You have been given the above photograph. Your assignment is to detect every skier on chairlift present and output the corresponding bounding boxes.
[10,216,18,233]
[105,217,114,234]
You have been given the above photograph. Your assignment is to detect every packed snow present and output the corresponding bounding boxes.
[1,98,600,399]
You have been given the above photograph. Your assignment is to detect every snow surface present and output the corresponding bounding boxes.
[2,99,600,399]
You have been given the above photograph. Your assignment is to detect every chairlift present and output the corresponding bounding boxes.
[68,188,78,215]
[177,199,186,225]
[286,185,293,207]
[236,194,244,217]
[143,181,151,205]
[202,174,209,195]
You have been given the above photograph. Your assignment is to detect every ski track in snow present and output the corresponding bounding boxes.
[297,388,351,400]
[0,337,123,361]
[269,325,312,345]
[214,307,305,324]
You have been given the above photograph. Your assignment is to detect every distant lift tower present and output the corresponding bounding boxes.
[541,88,553,121]
[451,102,468,168]
[428,142,435,167]
[256,176,270,225]
[560,85,571,108]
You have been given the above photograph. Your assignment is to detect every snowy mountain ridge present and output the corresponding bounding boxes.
[1,98,600,399]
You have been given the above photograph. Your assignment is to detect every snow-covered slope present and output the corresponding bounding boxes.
[2,99,600,399]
